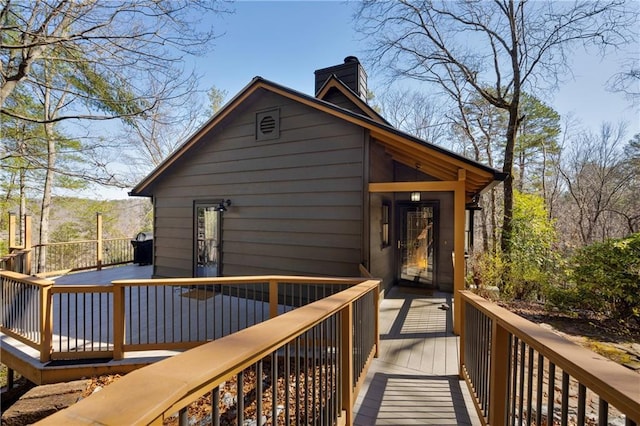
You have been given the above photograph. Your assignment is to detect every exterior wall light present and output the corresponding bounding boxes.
[216,199,232,212]
[411,192,421,202]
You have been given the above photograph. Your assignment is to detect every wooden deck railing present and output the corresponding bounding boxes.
[459,290,640,426]
[0,271,53,362]
[1,271,373,363]
[3,213,136,275]
[31,237,134,274]
[35,279,380,426]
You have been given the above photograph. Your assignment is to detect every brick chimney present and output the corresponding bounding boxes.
[314,56,368,102]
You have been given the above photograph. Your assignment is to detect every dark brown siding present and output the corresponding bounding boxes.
[151,89,365,278]
[368,141,395,293]
[322,88,369,116]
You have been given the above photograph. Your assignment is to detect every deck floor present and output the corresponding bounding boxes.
[353,286,481,425]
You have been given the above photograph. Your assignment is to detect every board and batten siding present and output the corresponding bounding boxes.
[150,89,365,278]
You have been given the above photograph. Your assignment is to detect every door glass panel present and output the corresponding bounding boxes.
[195,205,219,277]
[401,206,435,285]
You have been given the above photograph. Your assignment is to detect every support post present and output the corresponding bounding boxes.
[113,283,125,360]
[489,320,510,426]
[24,216,32,275]
[340,303,354,425]
[96,213,103,271]
[453,169,466,335]
[458,293,466,379]
[8,213,16,248]
[7,368,14,389]
[40,283,53,362]
[373,285,380,358]
[269,279,279,319]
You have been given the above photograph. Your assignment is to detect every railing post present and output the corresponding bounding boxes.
[8,213,16,248]
[113,283,125,360]
[96,213,103,271]
[489,319,509,426]
[269,279,278,319]
[459,291,466,379]
[24,215,32,275]
[340,303,354,426]
[373,285,380,358]
[40,283,53,362]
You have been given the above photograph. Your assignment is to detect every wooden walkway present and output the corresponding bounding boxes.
[353,286,481,425]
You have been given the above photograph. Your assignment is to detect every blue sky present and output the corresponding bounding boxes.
[197,1,638,134]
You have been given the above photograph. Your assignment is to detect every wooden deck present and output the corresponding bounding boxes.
[353,286,481,425]
[4,267,480,424]
[52,264,153,285]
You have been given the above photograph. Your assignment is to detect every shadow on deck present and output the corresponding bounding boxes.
[354,286,480,425]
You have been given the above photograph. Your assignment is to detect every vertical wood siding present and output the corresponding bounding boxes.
[151,90,364,278]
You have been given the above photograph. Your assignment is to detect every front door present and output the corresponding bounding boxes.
[398,203,438,287]
[194,203,221,277]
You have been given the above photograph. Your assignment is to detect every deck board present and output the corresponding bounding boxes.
[353,286,481,425]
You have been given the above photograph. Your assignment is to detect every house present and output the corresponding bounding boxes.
[129,57,505,302]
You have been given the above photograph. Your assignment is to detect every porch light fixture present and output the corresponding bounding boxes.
[411,192,421,202]
[216,199,232,212]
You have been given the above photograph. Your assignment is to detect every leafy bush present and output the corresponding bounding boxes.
[562,233,640,321]
[468,191,559,300]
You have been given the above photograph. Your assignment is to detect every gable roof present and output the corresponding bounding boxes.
[130,77,506,197]
[315,75,390,125]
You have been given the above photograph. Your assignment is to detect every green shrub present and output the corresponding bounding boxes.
[504,191,558,300]
[567,233,640,321]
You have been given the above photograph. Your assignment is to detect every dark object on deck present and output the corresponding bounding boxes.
[131,232,153,265]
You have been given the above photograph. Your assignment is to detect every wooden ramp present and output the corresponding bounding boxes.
[353,286,481,425]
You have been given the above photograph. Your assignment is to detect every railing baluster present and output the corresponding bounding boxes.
[237,370,244,426]
[179,407,187,426]
[285,342,291,424]
[518,340,525,426]
[256,358,263,426]
[271,351,277,425]
[212,384,219,426]
[561,371,569,426]
[548,362,556,426]
[577,383,586,425]
[598,398,608,426]
[295,336,301,426]
[526,346,534,426]
[536,353,544,426]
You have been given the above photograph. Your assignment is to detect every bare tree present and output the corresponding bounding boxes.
[356,0,637,253]
[559,122,634,245]
[1,0,227,119]
[377,88,449,144]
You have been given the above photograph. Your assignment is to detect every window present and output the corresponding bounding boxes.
[381,202,390,248]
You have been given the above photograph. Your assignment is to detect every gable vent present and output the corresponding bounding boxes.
[256,108,280,141]
[260,115,276,134]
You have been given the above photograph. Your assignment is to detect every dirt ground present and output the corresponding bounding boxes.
[501,299,640,369]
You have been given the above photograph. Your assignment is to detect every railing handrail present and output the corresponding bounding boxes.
[112,275,365,286]
[460,290,640,423]
[36,279,380,425]
[0,270,54,288]
[31,237,131,248]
